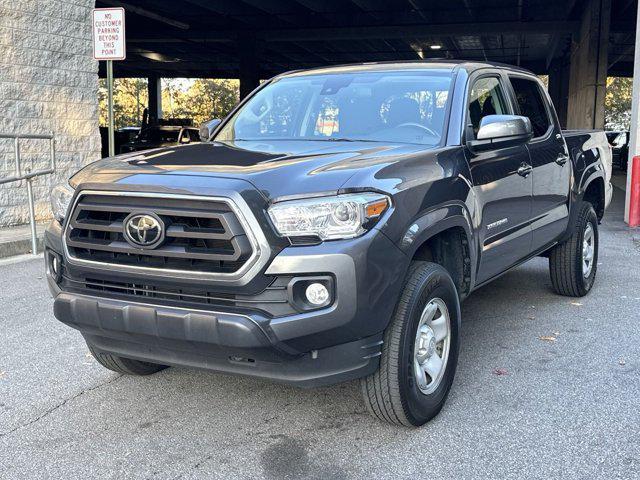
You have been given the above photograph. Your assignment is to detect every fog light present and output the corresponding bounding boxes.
[51,255,60,275]
[46,250,62,283]
[305,282,329,306]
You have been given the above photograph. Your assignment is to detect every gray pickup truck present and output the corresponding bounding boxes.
[46,61,611,426]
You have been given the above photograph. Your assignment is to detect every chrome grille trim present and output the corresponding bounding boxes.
[62,190,272,285]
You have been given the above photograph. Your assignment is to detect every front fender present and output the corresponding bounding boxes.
[396,203,477,288]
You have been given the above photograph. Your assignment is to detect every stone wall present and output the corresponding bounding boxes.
[0,0,100,227]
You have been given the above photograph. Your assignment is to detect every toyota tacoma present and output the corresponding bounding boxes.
[46,61,612,426]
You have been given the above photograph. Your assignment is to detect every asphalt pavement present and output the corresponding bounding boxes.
[1,185,639,480]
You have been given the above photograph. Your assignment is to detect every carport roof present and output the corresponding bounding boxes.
[95,0,637,78]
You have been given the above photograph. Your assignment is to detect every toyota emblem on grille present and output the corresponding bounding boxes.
[123,213,165,249]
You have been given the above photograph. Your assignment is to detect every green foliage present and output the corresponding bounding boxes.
[538,75,549,89]
[605,77,632,131]
[98,78,148,129]
[162,79,240,126]
[99,78,240,129]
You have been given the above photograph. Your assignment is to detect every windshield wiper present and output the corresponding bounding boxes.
[229,137,381,143]
[320,137,381,143]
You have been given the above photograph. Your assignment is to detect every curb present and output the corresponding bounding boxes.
[0,236,45,259]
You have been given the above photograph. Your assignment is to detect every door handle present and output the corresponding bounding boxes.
[517,163,533,177]
[556,154,569,166]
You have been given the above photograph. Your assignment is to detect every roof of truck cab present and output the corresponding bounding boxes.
[278,60,534,78]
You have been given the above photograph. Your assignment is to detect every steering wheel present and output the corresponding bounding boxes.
[244,95,273,123]
[395,122,439,137]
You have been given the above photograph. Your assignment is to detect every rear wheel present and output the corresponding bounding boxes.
[360,262,461,427]
[87,343,167,376]
[549,201,599,297]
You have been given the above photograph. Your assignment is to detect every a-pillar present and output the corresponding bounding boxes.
[565,0,612,129]
[147,75,162,125]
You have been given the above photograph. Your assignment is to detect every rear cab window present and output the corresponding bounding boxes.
[508,76,552,138]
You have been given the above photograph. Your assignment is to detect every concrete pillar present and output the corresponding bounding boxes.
[239,36,260,99]
[147,76,162,124]
[566,0,611,129]
[548,59,571,128]
[624,1,640,224]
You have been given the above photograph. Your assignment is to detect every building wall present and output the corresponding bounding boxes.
[0,0,100,227]
[566,0,611,129]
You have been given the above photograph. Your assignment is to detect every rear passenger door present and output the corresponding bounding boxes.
[464,73,533,284]
[507,75,571,251]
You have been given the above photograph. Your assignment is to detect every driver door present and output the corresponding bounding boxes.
[464,73,534,284]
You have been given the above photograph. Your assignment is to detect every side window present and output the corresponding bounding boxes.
[468,77,508,138]
[162,130,179,143]
[509,77,551,138]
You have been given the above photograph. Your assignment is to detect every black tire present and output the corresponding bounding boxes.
[87,343,167,376]
[360,262,461,427]
[549,201,599,297]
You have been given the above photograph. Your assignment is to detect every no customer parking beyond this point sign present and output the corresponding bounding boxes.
[92,7,126,61]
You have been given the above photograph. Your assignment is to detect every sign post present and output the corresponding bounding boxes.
[107,60,115,156]
[92,7,126,157]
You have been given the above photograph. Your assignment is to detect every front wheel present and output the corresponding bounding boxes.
[549,201,599,297]
[361,262,461,427]
[87,343,167,376]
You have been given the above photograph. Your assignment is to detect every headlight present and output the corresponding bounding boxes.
[267,193,390,241]
[50,183,74,222]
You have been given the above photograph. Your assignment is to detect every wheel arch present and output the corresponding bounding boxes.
[559,170,605,244]
[398,204,476,299]
[580,174,606,221]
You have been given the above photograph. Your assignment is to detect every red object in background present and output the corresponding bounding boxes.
[630,156,640,227]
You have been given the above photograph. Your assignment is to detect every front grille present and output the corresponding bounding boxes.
[65,193,254,275]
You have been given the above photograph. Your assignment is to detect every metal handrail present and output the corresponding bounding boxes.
[0,133,56,255]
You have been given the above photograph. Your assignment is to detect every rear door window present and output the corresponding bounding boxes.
[509,77,551,138]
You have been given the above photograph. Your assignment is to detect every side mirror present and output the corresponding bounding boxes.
[468,115,533,152]
[199,118,221,142]
[180,135,191,144]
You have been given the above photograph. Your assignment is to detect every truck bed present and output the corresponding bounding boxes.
[562,129,612,185]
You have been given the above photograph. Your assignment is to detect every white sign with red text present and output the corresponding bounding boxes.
[92,8,126,60]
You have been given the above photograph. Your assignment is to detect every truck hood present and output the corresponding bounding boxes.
[72,140,435,199]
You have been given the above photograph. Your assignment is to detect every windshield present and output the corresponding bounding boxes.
[215,70,453,146]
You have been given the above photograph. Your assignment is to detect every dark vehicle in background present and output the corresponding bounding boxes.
[99,126,140,158]
[120,125,201,153]
[47,61,611,427]
[117,126,140,144]
[606,131,629,171]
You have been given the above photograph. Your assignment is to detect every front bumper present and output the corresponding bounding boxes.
[45,218,408,387]
[53,289,384,387]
